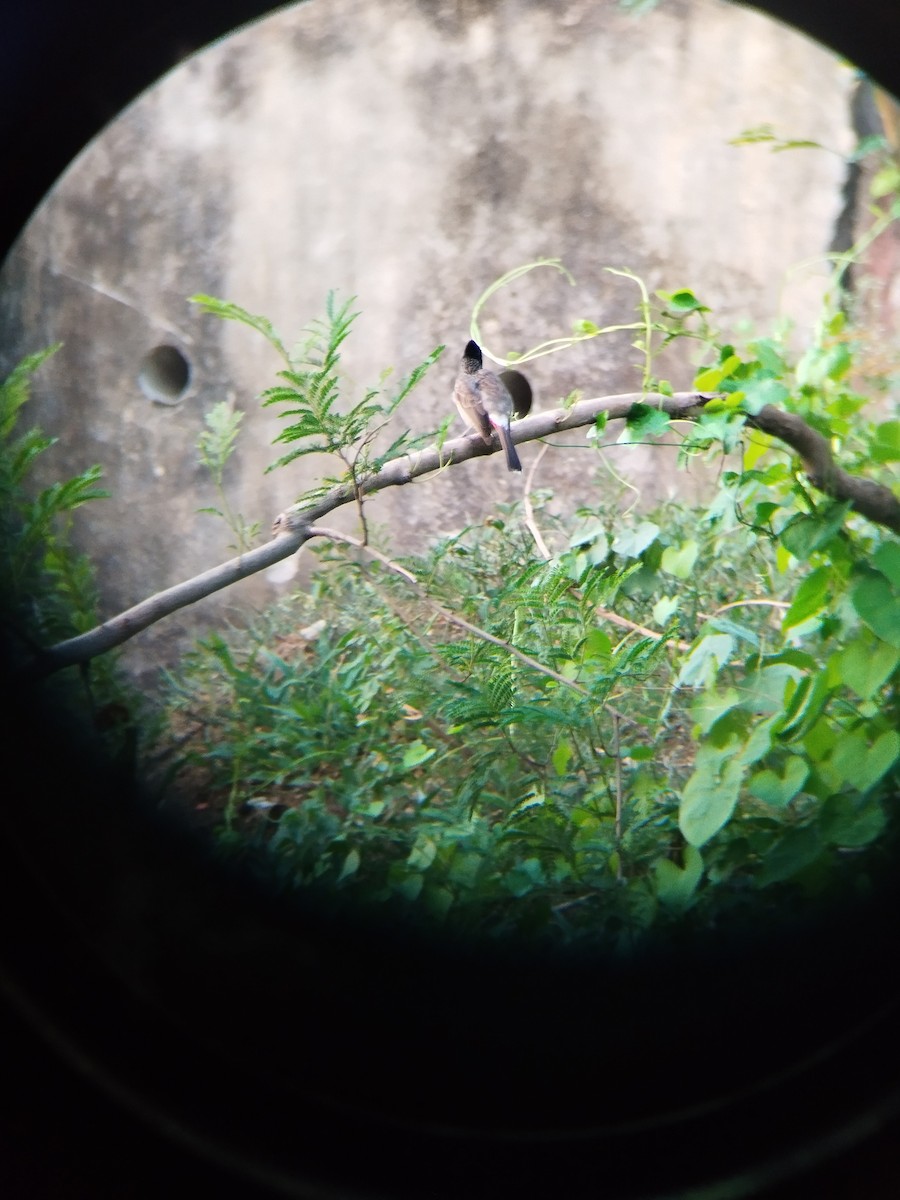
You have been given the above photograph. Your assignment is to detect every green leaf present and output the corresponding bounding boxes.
[692,687,741,735]
[736,662,804,714]
[830,728,900,792]
[447,849,483,888]
[660,540,698,579]
[737,713,783,766]
[748,756,808,807]
[29,468,109,523]
[750,338,787,376]
[505,857,545,897]
[771,138,823,153]
[0,345,62,439]
[657,288,709,315]
[782,567,831,632]
[796,342,851,387]
[652,595,679,625]
[873,542,900,589]
[582,629,612,661]
[337,847,361,882]
[552,740,574,776]
[407,835,437,871]
[617,403,671,443]
[422,885,455,918]
[707,616,759,648]
[653,845,703,910]
[741,377,790,415]
[679,743,744,846]
[569,520,608,551]
[729,124,776,146]
[871,163,900,198]
[852,572,900,647]
[611,521,660,559]
[401,740,436,770]
[690,407,747,453]
[694,355,741,391]
[832,638,900,699]
[190,294,289,360]
[197,402,244,477]
[620,745,655,762]
[821,793,886,848]
[778,503,852,561]
[777,670,832,740]
[394,873,424,901]
[392,344,445,407]
[676,633,735,688]
[755,826,823,887]
[870,419,900,463]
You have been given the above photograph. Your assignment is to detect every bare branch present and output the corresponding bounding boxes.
[21,388,900,680]
[271,391,713,535]
[747,405,900,534]
[23,522,312,680]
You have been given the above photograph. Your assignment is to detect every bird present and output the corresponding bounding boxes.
[453,339,522,472]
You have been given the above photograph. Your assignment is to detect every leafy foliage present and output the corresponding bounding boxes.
[167,192,900,948]
[7,101,898,959]
[197,402,260,552]
[0,346,108,641]
[190,291,446,504]
[158,460,897,948]
[0,348,141,757]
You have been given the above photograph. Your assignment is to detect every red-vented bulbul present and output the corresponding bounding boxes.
[453,339,522,472]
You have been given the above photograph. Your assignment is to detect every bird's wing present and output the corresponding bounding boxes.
[454,375,493,442]
[475,372,514,424]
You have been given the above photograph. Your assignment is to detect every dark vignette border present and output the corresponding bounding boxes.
[2,3,900,1197]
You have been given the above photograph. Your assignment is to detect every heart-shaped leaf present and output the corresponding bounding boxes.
[748,756,808,807]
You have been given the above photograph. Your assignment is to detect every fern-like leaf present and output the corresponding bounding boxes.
[190,295,289,361]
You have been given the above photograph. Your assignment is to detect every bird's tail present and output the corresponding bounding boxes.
[496,424,522,472]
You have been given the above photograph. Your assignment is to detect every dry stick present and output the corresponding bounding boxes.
[699,599,791,621]
[603,610,691,653]
[711,599,791,612]
[522,442,553,559]
[23,390,900,679]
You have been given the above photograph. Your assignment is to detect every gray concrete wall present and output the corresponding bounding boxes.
[0,0,860,686]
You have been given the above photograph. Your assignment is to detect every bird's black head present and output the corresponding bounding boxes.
[461,339,483,372]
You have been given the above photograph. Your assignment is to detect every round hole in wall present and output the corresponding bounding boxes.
[137,344,191,405]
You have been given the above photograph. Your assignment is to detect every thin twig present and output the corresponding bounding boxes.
[703,599,791,616]
[307,525,418,583]
[522,443,553,559]
[600,610,691,653]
